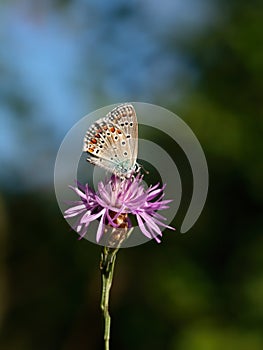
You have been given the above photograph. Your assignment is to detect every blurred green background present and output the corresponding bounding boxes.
[0,0,263,349]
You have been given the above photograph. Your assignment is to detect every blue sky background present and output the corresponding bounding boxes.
[0,0,218,191]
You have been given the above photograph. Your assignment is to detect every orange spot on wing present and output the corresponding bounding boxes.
[91,138,97,144]
[117,129,122,134]
[88,147,94,153]
[110,127,115,133]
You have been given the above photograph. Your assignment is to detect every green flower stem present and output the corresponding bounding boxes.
[100,246,119,350]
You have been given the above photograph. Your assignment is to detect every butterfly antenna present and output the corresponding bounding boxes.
[137,163,149,175]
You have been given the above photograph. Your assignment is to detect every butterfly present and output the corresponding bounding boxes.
[83,103,139,178]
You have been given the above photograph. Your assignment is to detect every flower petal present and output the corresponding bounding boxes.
[140,212,162,237]
[151,211,167,221]
[136,214,152,239]
[151,217,175,231]
[69,185,87,200]
[144,222,161,243]
[146,188,163,201]
[64,203,86,215]
[96,208,107,242]
[80,209,103,224]
[78,222,90,239]
[98,181,111,204]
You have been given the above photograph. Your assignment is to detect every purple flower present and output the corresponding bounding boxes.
[64,175,175,243]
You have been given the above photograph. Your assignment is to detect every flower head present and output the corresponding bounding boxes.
[64,175,175,244]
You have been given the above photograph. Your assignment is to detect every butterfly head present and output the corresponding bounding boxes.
[115,161,138,178]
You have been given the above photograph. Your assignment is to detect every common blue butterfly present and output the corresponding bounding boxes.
[83,103,139,178]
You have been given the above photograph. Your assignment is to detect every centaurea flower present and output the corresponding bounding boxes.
[64,174,174,243]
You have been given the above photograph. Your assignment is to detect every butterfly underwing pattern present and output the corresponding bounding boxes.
[83,103,139,178]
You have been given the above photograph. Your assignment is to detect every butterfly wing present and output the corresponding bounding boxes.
[106,104,138,166]
[83,104,138,176]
